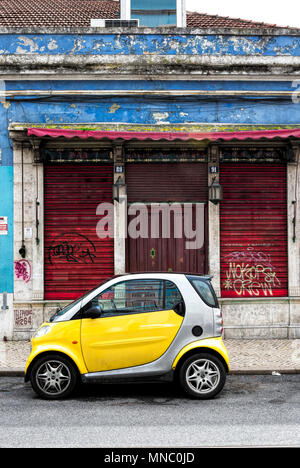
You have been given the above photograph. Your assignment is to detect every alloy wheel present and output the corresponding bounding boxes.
[178,353,226,399]
[185,358,220,394]
[35,359,72,397]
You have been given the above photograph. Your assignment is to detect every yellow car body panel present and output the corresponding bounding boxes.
[80,309,183,373]
[25,320,88,376]
[172,337,230,372]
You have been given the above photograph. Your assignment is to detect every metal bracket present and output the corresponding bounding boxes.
[1,292,9,310]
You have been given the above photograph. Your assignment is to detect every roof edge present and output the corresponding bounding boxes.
[0,26,299,36]
[186,10,299,31]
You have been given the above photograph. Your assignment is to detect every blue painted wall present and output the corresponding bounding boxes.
[5,80,300,92]
[6,95,300,126]
[0,33,299,56]
[4,79,300,127]
[0,166,13,292]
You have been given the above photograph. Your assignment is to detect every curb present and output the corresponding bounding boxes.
[229,369,300,375]
[1,369,300,377]
[0,369,25,377]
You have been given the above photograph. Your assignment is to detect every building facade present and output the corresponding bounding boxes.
[0,3,300,340]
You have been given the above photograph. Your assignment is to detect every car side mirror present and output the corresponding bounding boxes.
[84,303,102,319]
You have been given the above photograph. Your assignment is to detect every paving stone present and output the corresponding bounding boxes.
[0,339,299,374]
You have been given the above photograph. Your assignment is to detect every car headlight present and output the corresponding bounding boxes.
[32,325,52,338]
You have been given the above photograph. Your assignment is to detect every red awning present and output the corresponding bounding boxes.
[27,127,300,142]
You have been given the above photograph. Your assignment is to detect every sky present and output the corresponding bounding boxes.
[186,0,300,28]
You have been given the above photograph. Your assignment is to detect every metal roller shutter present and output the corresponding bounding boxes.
[126,163,208,203]
[44,164,114,300]
[220,163,288,298]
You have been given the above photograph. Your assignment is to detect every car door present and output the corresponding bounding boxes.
[80,278,184,373]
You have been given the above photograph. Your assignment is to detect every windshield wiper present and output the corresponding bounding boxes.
[49,305,62,322]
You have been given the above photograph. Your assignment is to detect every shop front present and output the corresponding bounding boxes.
[9,127,300,339]
[220,153,289,299]
[44,161,114,300]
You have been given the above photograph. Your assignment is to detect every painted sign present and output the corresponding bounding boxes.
[14,309,32,328]
[0,216,8,235]
[39,148,112,164]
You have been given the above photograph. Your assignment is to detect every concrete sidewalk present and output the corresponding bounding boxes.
[0,339,300,376]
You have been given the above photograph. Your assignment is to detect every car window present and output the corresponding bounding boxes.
[91,279,183,317]
[187,276,218,308]
[165,280,183,309]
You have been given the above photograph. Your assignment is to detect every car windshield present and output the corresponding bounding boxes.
[49,280,110,322]
[49,296,83,322]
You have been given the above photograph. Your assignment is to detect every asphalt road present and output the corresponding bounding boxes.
[0,374,299,448]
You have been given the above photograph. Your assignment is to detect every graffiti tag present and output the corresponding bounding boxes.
[223,262,281,297]
[48,232,96,265]
[14,259,31,283]
[223,246,273,269]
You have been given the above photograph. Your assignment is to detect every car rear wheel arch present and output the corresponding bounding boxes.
[174,346,229,379]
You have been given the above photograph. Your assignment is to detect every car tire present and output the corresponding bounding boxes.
[178,353,226,399]
[30,354,78,400]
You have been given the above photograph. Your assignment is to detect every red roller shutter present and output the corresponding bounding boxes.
[220,163,288,298]
[44,164,114,300]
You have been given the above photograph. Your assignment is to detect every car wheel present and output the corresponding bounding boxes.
[178,353,226,399]
[30,354,78,400]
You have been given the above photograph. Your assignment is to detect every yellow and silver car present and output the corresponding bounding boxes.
[25,273,230,400]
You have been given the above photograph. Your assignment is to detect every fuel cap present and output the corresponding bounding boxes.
[192,326,203,337]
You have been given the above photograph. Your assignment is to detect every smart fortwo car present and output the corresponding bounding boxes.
[25,273,230,400]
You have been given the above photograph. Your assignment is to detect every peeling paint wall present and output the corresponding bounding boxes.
[0,33,298,56]
[2,80,300,130]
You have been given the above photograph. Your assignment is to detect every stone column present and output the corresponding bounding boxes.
[287,145,300,338]
[208,145,221,297]
[113,144,127,275]
[287,146,300,297]
[13,140,44,338]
